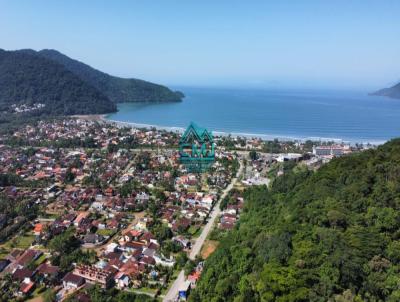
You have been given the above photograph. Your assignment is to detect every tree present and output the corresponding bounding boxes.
[184,260,196,276]
[176,252,188,268]
[43,289,56,302]
[190,139,400,301]
[249,150,258,161]
[64,167,75,183]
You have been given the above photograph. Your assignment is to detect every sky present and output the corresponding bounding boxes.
[1,0,400,89]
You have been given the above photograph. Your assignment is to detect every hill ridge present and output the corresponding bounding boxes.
[38,49,184,103]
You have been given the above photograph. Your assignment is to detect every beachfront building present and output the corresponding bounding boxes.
[277,153,303,162]
[313,145,350,157]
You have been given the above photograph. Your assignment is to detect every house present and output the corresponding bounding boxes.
[140,255,156,266]
[221,214,237,224]
[107,258,124,270]
[188,271,201,287]
[104,251,124,262]
[140,232,156,245]
[74,212,90,227]
[83,233,104,245]
[172,217,191,232]
[105,242,119,253]
[200,194,214,207]
[128,248,143,261]
[15,249,42,267]
[62,272,85,289]
[114,272,130,289]
[91,201,104,211]
[19,278,35,296]
[142,247,156,258]
[154,254,175,267]
[173,236,191,249]
[119,259,144,278]
[123,241,145,253]
[135,192,149,204]
[122,229,142,242]
[107,219,119,229]
[36,263,60,280]
[33,223,43,235]
[13,268,34,282]
[220,221,235,230]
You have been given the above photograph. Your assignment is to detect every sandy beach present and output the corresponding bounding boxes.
[72,114,388,145]
[73,114,354,143]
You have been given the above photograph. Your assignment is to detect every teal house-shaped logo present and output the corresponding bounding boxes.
[179,122,215,172]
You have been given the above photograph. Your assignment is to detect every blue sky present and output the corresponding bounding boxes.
[1,1,400,89]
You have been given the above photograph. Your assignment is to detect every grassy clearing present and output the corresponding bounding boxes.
[96,228,117,237]
[188,225,203,238]
[3,234,35,250]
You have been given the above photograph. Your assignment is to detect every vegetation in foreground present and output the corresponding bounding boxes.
[191,139,400,301]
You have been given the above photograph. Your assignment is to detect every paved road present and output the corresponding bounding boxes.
[163,270,186,302]
[163,158,244,302]
[189,160,244,260]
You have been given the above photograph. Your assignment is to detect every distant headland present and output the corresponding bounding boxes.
[370,80,400,99]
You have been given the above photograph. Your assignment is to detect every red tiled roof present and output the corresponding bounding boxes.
[20,280,35,294]
[37,263,59,275]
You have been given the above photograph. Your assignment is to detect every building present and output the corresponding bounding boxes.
[277,153,303,162]
[73,264,113,288]
[19,278,35,296]
[178,280,192,301]
[313,145,349,157]
[62,272,85,289]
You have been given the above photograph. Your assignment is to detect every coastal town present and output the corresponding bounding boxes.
[0,118,367,302]
[1,3,398,300]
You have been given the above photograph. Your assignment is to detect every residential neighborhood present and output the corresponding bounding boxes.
[0,118,242,301]
[0,118,367,301]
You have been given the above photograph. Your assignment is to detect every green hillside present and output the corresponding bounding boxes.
[38,49,184,103]
[191,139,400,302]
[0,49,116,115]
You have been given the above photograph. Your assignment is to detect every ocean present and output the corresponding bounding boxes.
[105,87,400,144]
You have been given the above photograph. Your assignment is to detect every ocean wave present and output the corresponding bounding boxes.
[103,118,386,145]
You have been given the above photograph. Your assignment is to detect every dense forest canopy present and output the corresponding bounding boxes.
[191,139,400,302]
[0,49,116,115]
[0,48,184,119]
[38,49,184,103]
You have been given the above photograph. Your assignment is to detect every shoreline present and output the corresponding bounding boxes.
[74,114,386,145]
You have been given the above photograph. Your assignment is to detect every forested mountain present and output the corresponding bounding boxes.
[191,139,400,302]
[0,49,116,115]
[38,49,184,103]
[371,82,400,99]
